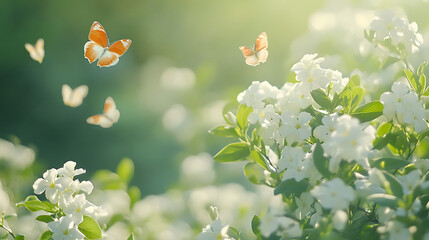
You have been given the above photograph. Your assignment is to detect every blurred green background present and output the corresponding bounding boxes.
[0,0,327,195]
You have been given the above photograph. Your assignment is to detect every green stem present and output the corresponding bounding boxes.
[0,224,16,239]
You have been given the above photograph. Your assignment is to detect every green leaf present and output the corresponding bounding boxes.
[251,215,262,237]
[40,231,53,240]
[380,57,400,70]
[250,149,268,170]
[227,227,241,240]
[371,158,409,170]
[15,235,25,240]
[92,170,125,190]
[347,75,361,89]
[351,100,384,122]
[419,74,426,95]
[236,104,253,129]
[274,179,309,197]
[382,171,404,198]
[24,196,56,213]
[340,89,352,112]
[376,122,392,137]
[417,62,428,76]
[213,142,250,162]
[35,215,54,223]
[127,233,134,240]
[367,193,399,207]
[244,162,265,184]
[128,186,141,207]
[209,125,239,138]
[350,87,364,111]
[404,68,418,92]
[78,215,102,239]
[117,158,134,184]
[311,89,333,110]
[313,143,331,178]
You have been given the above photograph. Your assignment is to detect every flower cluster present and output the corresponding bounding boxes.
[213,14,429,236]
[367,11,423,57]
[32,161,104,240]
[380,81,428,132]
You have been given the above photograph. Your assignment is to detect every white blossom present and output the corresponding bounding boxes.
[248,104,280,128]
[48,215,85,240]
[33,169,62,203]
[279,111,312,145]
[310,178,355,211]
[291,54,328,91]
[332,210,348,230]
[369,11,423,55]
[259,209,302,238]
[62,194,96,225]
[58,161,86,179]
[322,115,375,172]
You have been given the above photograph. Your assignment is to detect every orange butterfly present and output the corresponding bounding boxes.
[87,97,120,128]
[84,21,132,67]
[239,32,268,66]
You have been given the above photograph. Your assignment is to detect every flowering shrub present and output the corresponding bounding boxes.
[208,12,429,240]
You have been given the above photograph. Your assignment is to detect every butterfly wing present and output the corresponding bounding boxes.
[254,32,268,52]
[25,38,44,63]
[87,115,114,128]
[62,85,88,107]
[84,21,109,63]
[62,84,72,106]
[256,49,268,63]
[88,21,109,48]
[97,39,132,67]
[103,97,120,123]
[239,46,259,66]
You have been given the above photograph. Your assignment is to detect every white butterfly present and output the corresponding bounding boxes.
[62,84,88,108]
[87,97,120,128]
[25,38,45,64]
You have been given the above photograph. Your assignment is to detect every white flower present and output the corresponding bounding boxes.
[259,209,302,238]
[332,210,348,230]
[0,181,10,213]
[313,113,338,141]
[377,221,411,240]
[276,83,303,114]
[381,82,428,132]
[279,111,312,145]
[33,169,62,203]
[310,178,355,211]
[380,82,410,120]
[376,207,395,224]
[397,170,421,195]
[248,104,280,128]
[237,81,278,109]
[291,54,328,91]
[322,115,375,172]
[369,11,423,55]
[196,219,234,240]
[57,177,93,208]
[354,168,386,197]
[62,194,95,225]
[325,69,348,96]
[48,216,85,240]
[278,146,305,171]
[0,139,35,169]
[58,161,86,179]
